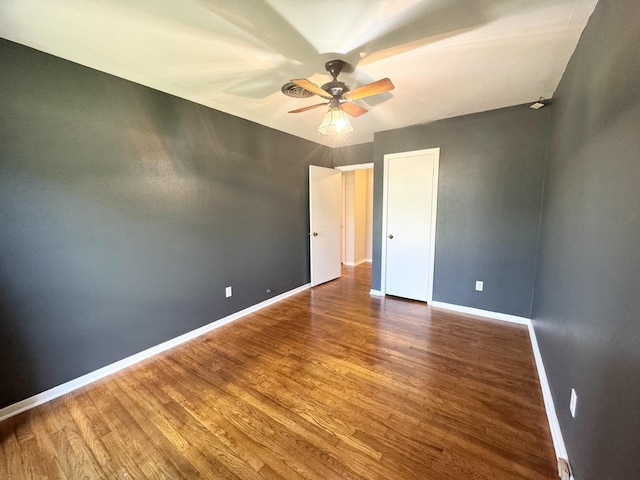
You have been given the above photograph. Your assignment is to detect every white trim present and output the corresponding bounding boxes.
[343,259,369,266]
[353,259,369,266]
[0,283,311,423]
[430,301,530,325]
[341,173,346,265]
[369,289,384,296]
[428,154,440,302]
[528,321,570,464]
[429,300,571,474]
[335,163,373,172]
[379,153,390,298]
[381,148,440,302]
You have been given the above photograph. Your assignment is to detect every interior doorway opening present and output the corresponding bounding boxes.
[336,163,374,266]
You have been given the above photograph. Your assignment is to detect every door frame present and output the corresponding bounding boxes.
[380,148,440,302]
[335,163,374,266]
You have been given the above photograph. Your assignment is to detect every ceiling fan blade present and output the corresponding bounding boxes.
[349,68,394,107]
[288,103,328,114]
[343,78,395,101]
[340,102,368,118]
[291,79,332,99]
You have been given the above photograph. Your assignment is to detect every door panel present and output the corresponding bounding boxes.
[309,165,341,286]
[384,151,437,301]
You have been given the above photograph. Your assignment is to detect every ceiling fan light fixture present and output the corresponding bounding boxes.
[318,107,352,135]
[287,59,393,135]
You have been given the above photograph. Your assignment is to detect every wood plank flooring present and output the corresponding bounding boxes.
[1,264,558,479]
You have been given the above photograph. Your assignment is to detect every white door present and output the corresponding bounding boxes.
[382,149,439,302]
[309,165,342,286]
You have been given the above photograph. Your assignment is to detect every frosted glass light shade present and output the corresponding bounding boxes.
[317,108,353,134]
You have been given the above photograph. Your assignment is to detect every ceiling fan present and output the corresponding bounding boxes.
[281,59,395,134]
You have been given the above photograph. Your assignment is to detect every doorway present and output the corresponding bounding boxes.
[336,163,373,267]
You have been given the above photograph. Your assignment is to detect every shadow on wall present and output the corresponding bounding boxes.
[573,347,640,479]
[0,287,38,413]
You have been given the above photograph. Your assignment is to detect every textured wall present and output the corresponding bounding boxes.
[373,106,550,317]
[0,39,332,408]
[532,1,640,478]
[332,143,373,168]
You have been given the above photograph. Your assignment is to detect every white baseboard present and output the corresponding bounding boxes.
[0,283,311,423]
[369,289,384,296]
[429,301,530,325]
[527,321,570,466]
[343,259,370,267]
[430,300,570,472]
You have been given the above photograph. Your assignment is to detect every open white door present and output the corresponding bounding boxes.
[309,165,341,286]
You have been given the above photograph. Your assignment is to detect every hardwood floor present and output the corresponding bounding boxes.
[1,264,557,479]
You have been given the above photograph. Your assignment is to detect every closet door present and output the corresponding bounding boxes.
[382,149,439,302]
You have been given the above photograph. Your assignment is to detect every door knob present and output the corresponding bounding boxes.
[313,232,319,237]
[388,234,394,239]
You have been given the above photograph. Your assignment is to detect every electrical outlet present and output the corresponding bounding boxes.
[570,388,577,418]
[475,281,484,291]
[225,286,232,298]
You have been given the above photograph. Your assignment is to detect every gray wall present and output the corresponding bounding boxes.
[332,143,374,168]
[373,106,550,317]
[532,1,640,478]
[0,39,332,408]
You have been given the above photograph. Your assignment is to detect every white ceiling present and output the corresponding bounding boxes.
[0,0,598,147]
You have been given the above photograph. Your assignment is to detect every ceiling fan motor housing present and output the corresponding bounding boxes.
[320,60,350,97]
[325,59,347,79]
[321,81,349,98]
